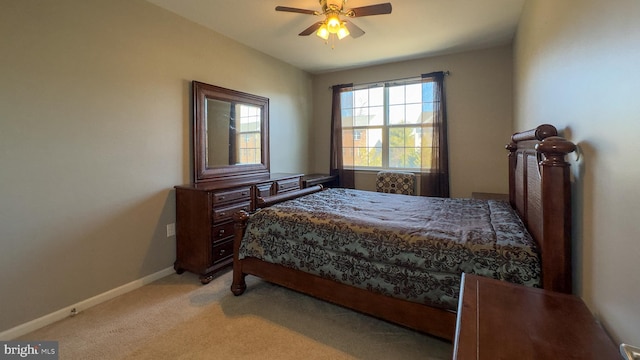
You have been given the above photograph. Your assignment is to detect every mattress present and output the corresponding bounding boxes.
[239,188,540,310]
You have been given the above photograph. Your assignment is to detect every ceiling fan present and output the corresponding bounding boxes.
[276,0,392,42]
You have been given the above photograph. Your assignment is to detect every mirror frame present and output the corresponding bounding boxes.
[192,81,269,183]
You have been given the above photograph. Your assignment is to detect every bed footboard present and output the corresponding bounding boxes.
[231,210,250,296]
[231,184,324,296]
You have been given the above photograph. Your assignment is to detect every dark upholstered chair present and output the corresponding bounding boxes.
[375,171,415,195]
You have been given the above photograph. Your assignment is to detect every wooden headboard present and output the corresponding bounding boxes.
[506,124,576,293]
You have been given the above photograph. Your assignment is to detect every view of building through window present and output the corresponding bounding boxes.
[340,79,435,170]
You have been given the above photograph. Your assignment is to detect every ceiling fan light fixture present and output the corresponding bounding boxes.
[337,23,350,39]
[326,13,341,33]
[276,1,393,45]
[316,24,330,40]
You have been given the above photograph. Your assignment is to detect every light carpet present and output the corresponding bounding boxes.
[18,270,453,359]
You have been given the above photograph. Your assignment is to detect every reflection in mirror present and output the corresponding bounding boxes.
[205,99,261,167]
[193,81,269,183]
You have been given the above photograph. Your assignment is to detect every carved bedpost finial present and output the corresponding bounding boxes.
[534,124,559,141]
[233,209,250,229]
[535,136,577,167]
[511,124,558,143]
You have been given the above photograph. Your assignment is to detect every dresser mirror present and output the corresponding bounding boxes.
[192,81,269,183]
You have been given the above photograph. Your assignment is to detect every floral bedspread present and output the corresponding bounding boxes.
[239,188,541,310]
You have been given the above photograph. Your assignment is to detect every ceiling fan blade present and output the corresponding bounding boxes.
[344,21,365,38]
[347,3,392,17]
[275,6,318,15]
[299,21,324,36]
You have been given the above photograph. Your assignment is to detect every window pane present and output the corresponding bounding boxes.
[389,147,421,169]
[420,110,434,124]
[389,127,408,147]
[421,147,433,168]
[238,148,258,164]
[342,129,356,147]
[342,110,354,126]
[354,89,369,107]
[369,106,384,126]
[237,105,261,132]
[406,83,421,103]
[420,126,433,147]
[353,107,369,126]
[389,126,423,169]
[422,81,434,97]
[405,104,422,124]
[389,86,404,105]
[370,87,384,106]
[389,147,406,168]
[366,128,383,149]
[341,91,353,108]
[389,104,405,125]
[407,148,422,169]
[342,147,354,167]
[346,128,381,167]
[352,147,371,167]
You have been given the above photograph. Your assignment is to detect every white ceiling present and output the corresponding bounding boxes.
[146,0,525,74]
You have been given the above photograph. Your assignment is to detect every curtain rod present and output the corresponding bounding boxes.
[329,71,450,90]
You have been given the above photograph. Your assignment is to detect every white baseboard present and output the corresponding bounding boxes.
[0,266,175,340]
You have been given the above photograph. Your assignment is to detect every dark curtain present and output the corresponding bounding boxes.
[330,83,355,188]
[420,71,450,197]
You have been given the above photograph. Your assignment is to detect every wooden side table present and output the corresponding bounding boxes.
[453,273,619,360]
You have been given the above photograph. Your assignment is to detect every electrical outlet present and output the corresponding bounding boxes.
[166,223,176,237]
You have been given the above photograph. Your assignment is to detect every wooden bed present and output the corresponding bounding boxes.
[230,124,576,341]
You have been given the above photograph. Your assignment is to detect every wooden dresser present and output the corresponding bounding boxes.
[174,173,302,283]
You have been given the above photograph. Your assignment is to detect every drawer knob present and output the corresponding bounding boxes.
[219,196,225,200]
[219,249,226,255]
[218,229,225,236]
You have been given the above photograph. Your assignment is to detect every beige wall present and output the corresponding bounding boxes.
[311,45,514,198]
[0,0,312,333]
[515,0,640,345]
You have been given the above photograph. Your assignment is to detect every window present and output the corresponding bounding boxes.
[339,79,437,171]
[235,104,261,164]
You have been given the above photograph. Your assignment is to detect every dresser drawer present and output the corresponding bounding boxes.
[211,221,235,243]
[211,187,251,206]
[276,178,300,193]
[212,201,251,223]
[255,182,274,198]
[212,239,234,264]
